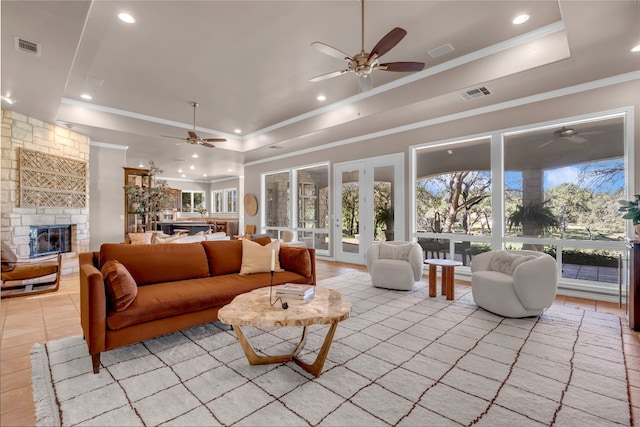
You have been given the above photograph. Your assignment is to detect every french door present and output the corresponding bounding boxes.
[333,153,404,264]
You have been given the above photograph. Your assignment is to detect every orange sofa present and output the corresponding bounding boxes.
[79,240,315,373]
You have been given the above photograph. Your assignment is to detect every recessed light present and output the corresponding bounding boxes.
[118,13,135,23]
[138,162,144,167]
[227,168,233,172]
[192,153,199,158]
[632,44,640,53]
[234,129,242,134]
[1,96,15,105]
[447,149,453,155]
[181,174,186,178]
[178,169,183,173]
[81,93,92,100]
[203,174,207,177]
[512,14,529,25]
[316,94,327,101]
[190,165,195,170]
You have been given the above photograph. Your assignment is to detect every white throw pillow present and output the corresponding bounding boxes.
[379,243,413,260]
[240,239,283,274]
[129,232,153,245]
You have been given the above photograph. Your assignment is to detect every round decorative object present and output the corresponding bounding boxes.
[244,193,258,216]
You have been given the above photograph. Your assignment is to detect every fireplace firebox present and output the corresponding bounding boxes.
[29,225,72,258]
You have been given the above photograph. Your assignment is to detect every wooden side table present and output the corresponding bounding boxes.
[425,259,463,300]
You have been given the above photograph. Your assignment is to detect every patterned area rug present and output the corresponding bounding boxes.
[31,272,631,426]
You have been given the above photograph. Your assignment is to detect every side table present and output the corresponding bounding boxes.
[424,259,463,300]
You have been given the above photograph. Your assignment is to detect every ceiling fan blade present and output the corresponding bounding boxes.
[369,27,407,61]
[310,69,349,82]
[161,135,187,141]
[200,142,216,148]
[379,61,425,72]
[358,75,373,92]
[537,138,556,148]
[567,135,587,143]
[202,137,226,142]
[311,42,353,61]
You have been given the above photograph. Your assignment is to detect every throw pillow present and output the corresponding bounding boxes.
[379,243,414,260]
[1,242,17,272]
[129,232,153,245]
[489,251,536,275]
[279,246,312,277]
[240,239,283,275]
[101,260,138,311]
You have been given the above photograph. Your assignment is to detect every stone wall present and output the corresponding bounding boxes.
[1,109,90,274]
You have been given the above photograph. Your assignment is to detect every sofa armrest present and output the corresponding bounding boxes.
[408,244,424,281]
[364,245,380,272]
[79,252,107,355]
[512,254,558,309]
[470,250,494,273]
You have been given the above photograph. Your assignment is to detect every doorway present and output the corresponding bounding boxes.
[333,153,404,264]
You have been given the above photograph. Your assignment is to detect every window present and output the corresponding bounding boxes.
[411,111,630,298]
[263,164,329,254]
[181,191,204,212]
[211,188,237,213]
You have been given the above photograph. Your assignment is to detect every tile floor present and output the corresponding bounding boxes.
[1,260,638,426]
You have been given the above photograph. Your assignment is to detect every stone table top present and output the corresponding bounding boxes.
[424,258,463,267]
[218,286,351,329]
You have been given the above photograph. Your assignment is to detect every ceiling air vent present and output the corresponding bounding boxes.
[14,36,41,56]
[460,86,491,101]
[428,43,455,59]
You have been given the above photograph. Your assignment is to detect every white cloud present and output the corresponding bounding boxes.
[544,166,580,188]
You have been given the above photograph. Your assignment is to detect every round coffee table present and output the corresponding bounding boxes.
[218,286,351,377]
[424,259,463,300]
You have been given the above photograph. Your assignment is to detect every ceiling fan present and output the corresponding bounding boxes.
[537,126,604,148]
[309,0,425,91]
[161,102,226,148]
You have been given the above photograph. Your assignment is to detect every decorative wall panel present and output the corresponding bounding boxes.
[19,148,87,208]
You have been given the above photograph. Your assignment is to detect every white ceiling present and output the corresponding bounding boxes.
[2,1,639,181]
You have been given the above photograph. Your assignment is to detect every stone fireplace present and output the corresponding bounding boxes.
[29,224,73,258]
[1,109,90,275]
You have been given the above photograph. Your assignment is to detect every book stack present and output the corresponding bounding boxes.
[275,284,315,301]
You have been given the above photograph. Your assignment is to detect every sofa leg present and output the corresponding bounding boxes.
[91,353,101,374]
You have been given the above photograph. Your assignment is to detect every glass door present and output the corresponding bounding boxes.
[333,153,404,264]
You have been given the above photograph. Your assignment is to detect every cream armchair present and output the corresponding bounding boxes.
[365,241,424,290]
[471,250,558,318]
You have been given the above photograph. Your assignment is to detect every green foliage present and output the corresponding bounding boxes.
[618,194,640,225]
[507,200,559,233]
[124,161,170,217]
[543,247,619,267]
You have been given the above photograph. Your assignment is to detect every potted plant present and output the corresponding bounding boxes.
[375,204,394,241]
[124,161,170,232]
[618,194,640,236]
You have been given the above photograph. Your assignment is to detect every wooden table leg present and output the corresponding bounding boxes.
[428,264,437,297]
[441,266,447,296]
[444,266,454,300]
[293,321,339,377]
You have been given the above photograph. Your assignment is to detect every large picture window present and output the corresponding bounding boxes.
[412,111,630,299]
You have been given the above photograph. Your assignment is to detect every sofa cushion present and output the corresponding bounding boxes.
[1,242,17,272]
[100,242,210,285]
[202,240,243,276]
[240,239,283,275]
[106,270,311,330]
[101,260,137,311]
[251,235,272,246]
[279,246,312,278]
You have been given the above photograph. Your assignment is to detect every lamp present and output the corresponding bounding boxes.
[269,249,288,309]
